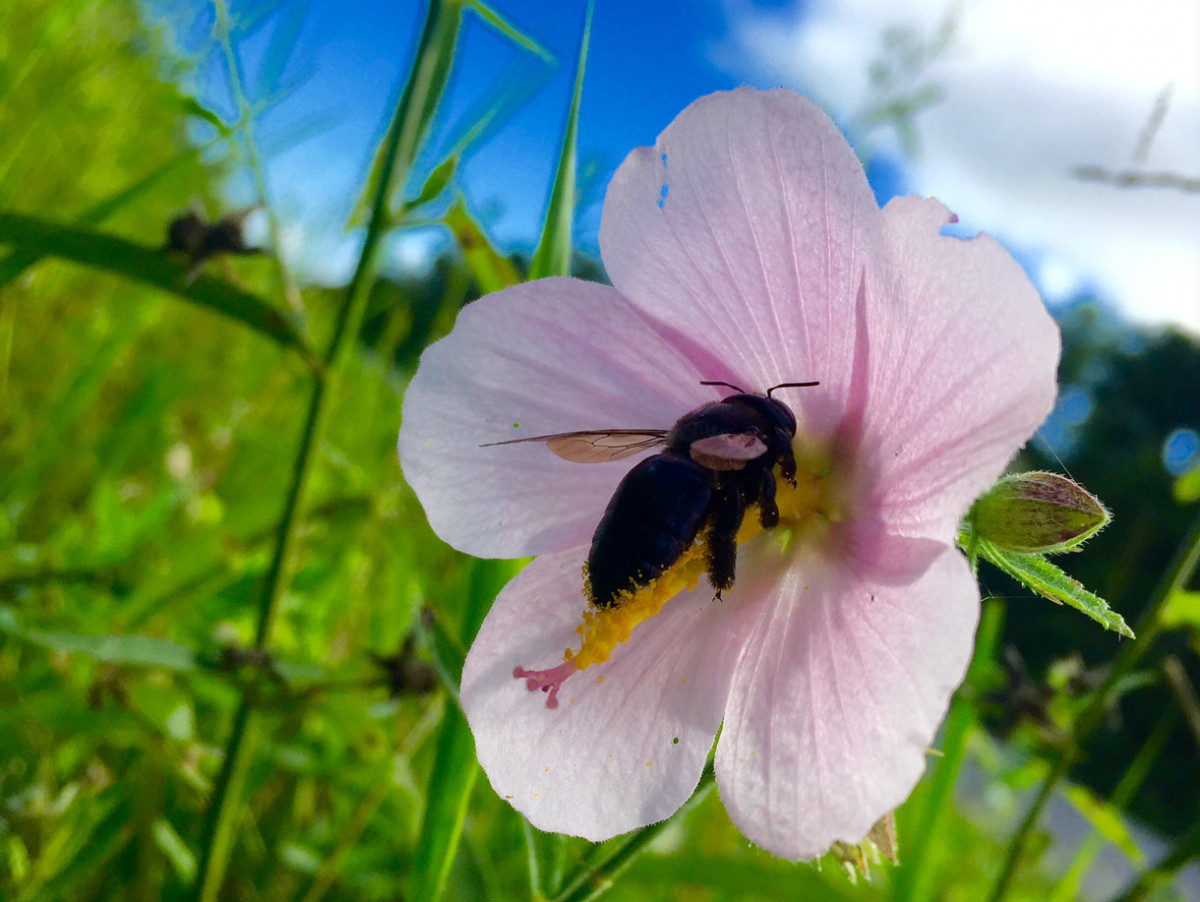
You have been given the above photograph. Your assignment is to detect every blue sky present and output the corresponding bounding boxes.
[149,0,1199,331]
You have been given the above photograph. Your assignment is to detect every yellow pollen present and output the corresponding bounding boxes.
[563,452,837,671]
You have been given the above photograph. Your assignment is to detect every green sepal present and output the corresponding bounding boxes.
[960,529,1133,638]
[968,471,1109,554]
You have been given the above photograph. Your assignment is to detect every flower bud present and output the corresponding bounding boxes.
[971,472,1109,553]
[829,812,898,880]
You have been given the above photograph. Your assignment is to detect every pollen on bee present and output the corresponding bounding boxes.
[516,453,841,711]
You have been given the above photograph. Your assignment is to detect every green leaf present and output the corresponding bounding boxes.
[528,0,592,280]
[974,539,1134,637]
[442,198,521,293]
[1159,589,1200,632]
[420,609,468,710]
[1063,784,1144,862]
[175,94,233,135]
[0,212,319,370]
[403,155,459,214]
[0,605,198,670]
[467,0,555,64]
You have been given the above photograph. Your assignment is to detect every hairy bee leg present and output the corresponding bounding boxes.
[774,426,797,486]
[757,469,779,529]
[706,484,745,599]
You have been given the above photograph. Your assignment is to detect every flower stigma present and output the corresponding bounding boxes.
[514,440,843,708]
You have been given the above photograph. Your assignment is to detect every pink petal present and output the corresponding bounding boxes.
[714,537,979,859]
[852,196,1060,542]
[461,546,735,840]
[600,87,883,438]
[399,278,711,558]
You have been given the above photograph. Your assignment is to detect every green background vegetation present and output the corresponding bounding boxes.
[1,1,1196,900]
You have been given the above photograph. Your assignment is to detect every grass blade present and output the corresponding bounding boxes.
[352,0,463,225]
[467,0,555,64]
[0,212,319,369]
[410,703,480,902]
[410,559,519,902]
[528,0,592,281]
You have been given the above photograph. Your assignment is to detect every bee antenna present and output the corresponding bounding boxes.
[766,381,819,398]
[699,380,746,394]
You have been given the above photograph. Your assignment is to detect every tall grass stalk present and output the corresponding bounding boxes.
[188,2,457,897]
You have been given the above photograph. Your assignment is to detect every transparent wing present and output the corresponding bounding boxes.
[481,429,669,463]
[687,432,767,470]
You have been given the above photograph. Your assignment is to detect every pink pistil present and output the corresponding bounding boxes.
[513,660,579,709]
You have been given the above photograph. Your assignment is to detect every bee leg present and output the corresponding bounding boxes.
[705,484,744,600]
[757,469,779,529]
[775,427,797,486]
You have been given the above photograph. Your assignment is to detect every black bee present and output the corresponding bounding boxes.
[486,381,817,607]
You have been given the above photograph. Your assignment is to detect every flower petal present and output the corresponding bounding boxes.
[714,537,978,859]
[600,87,883,438]
[461,546,734,840]
[399,278,709,558]
[854,196,1060,541]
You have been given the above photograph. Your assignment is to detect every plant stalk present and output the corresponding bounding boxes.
[986,515,1200,902]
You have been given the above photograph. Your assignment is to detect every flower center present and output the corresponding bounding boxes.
[514,442,842,707]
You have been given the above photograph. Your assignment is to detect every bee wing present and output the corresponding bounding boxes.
[481,429,669,463]
[688,432,767,470]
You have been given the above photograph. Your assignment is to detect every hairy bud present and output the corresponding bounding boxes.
[971,471,1109,553]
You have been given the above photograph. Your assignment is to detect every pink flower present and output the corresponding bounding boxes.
[399,87,1058,859]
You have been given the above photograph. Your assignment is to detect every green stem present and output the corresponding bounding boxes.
[986,515,1200,902]
[191,696,259,902]
[187,2,434,891]
[522,819,545,901]
[550,767,717,902]
[212,0,302,313]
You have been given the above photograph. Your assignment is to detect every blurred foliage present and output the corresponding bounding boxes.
[1004,301,1200,837]
[0,1,1197,901]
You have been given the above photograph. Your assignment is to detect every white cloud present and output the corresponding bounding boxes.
[717,0,1200,332]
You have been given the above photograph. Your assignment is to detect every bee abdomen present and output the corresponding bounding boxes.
[585,454,712,608]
